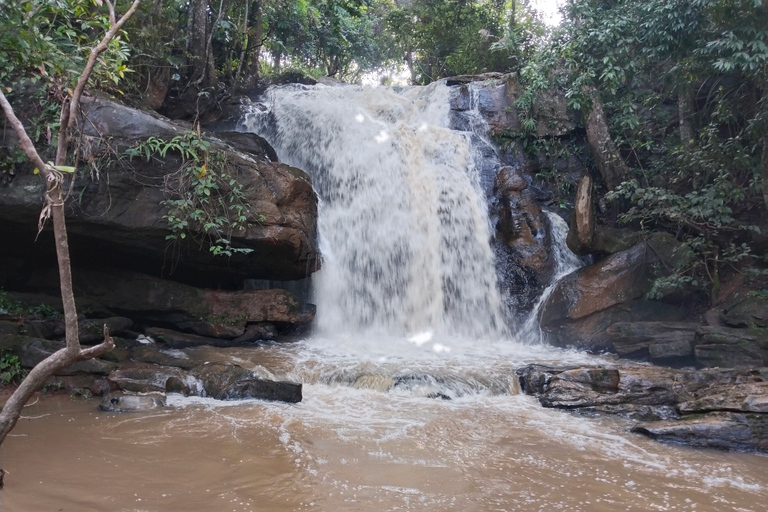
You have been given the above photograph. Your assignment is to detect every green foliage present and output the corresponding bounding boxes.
[0,352,27,385]
[0,0,134,91]
[126,131,259,258]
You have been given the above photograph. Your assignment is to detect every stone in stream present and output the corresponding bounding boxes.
[98,392,166,412]
[516,364,768,452]
[191,363,302,403]
[632,412,768,452]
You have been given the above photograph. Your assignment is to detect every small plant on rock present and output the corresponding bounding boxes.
[126,130,260,261]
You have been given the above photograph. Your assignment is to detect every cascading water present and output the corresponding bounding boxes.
[242,82,506,339]
[519,211,584,342]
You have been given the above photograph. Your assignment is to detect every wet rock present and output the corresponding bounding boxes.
[175,321,246,340]
[108,364,199,394]
[632,412,768,452]
[578,404,679,422]
[43,375,111,396]
[539,233,686,352]
[491,166,555,313]
[518,364,768,451]
[209,130,278,163]
[145,327,241,349]
[516,364,765,409]
[678,382,768,414]
[606,322,700,362]
[129,346,198,371]
[191,363,302,403]
[99,391,167,412]
[694,326,768,369]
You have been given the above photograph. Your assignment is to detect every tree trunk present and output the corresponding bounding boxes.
[678,87,695,151]
[188,0,211,85]
[584,86,630,190]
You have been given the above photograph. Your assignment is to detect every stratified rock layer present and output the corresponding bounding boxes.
[517,364,768,452]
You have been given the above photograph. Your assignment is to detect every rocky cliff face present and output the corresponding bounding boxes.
[0,97,319,290]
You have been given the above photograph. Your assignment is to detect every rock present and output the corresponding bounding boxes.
[209,130,278,163]
[190,363,302,403]
[43,375,111,396]
[606,322,700,362]
[26,268,315,333]
[721,296,768,328]
[0,97,319,289]
[694,326,768,368]
[19,319,64,339]
[518,364,768,451]
[107,364,201,394]
[129,346,198,370]
[539,232,687,352]
[233,322,278,343]
[145,327,241,349]
[632,412,768,452]
[678,382,768,414]
[175,320,246,340]
[694,344,765,369]
[567,176,641,257]
[17,337,117,376]
[0,321,19,337]
[98,392,167,412]
[78,316,134,343]
[491,166,555,313]
[516,364,765,409]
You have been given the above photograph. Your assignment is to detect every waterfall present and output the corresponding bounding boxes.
[241,83,507,339]
[519,211,584,342]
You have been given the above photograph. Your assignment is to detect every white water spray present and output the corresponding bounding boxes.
[242,83,506,339]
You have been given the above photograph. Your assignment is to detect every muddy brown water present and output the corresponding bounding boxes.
[1,340,767,511]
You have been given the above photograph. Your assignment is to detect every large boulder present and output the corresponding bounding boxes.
[539,232,687,352]
[0,97,319,289]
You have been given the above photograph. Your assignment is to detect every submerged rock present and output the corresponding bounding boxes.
[99,392,167,413]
